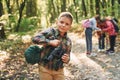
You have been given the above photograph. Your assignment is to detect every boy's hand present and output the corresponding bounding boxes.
[62,54,70,63]
[48,39,60,47]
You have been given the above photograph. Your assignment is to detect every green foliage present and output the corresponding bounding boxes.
[0,39,23,52]
[70,23,84,33]
[9,15,17,23]
[19,17,39,32]
[0,35,31,55]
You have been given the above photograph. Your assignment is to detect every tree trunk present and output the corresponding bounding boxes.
[26,0,37,17]
[118,0,120,18]
[111,0,115,16]
[15,0,26,32]
[82,0,87,17]
[73,0,78,23]
[100,0,107,16]
[5,0,11,14]
[50,0,56,23]
[61,0,66,12]
[0,0,3,16]
[95,0,100,15]
[90,0,94,17]
[0,23,6,39]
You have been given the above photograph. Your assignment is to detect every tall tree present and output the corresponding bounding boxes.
[15,0,26,32]
[81,0,87,17]
[47,0,57,23]
[0,1,6,39]
[5,0,11,14]
[111,0,115,16]
[0,0,3,16]
[61,0,66,12]
[95,0,100,15]
[118,0,120,18]
[26,0,37,17]
[0,23,6,39]
[100,0,107,16]
[73,0,78,23]
[89,0,94,17]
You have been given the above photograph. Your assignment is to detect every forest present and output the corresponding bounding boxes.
[0,0,120,80]
[0,0,120,34]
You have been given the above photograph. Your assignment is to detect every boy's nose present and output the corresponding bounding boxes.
[62,23,66,27]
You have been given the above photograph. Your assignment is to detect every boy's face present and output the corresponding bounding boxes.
[56,16,72,33]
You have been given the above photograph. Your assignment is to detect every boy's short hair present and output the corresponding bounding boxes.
[58,12,73,22]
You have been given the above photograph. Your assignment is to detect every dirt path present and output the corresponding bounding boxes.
[0,32,120,80]
[64,33,120,80]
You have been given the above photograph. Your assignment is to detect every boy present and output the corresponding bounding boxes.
[97,19,107,52]
[32,12,73,80]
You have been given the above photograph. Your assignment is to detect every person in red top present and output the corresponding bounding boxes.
[97,19,107,52]
[102,16,117,55]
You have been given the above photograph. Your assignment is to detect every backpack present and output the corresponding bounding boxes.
[24,28,55,65]
[24,45,44,64]
[81,19,90,28]
[110,18,119,33]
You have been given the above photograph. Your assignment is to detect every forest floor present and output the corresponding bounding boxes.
[65,33,120,80]
[0,32,120,80]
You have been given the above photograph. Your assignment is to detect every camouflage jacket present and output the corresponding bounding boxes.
[32,27,72,70]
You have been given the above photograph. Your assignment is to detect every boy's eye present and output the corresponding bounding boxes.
[66,23,69,25]
[60,21,64,24]
[60,21,69,26]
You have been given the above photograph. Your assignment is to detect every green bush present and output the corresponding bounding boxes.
[19,17,39,32]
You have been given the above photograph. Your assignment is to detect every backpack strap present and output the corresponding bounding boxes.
[39,28,57,64]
